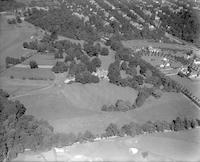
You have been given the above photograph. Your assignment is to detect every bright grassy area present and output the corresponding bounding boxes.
[15,79,200,134]
[0,77,52,97]
[22,54,57,66]
[170,75,200,99]
[0,66,55,80]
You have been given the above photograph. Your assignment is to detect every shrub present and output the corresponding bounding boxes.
[10,75,14,79]
[29,60,38,69]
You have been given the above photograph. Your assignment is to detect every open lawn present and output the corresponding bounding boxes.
[0,77,52,97]
[0,66,55,80]
[22,54,58,66]
[15,80,200,134]
[170,75,200,99]
[0,13,42,71]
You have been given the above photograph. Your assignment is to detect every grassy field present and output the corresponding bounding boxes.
[0,66,55,80]
[0,13,41,71]
[0,76,52,97]
[14,80,200,134]
[22,54,57,66]
[170,75,200,99]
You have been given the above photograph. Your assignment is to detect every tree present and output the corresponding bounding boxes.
[108,60,121,84]
[74,48,84,60]
[121,61,128,71]
[82,130,95,142]
[29,60,38,69]
[100,47,109,56]
[64,55,74,63]
[110,40,123,51]
[105,123,120,137]
[134,75,144,85]
[172,117,185,131]
[75,71,99,84]
[80,55,90,65]
[126,67,137,77]
[16,15,22,23]
[50,31,58,41]
[142,121,156,133]
[91,57,101,68]
[23,42,29,49]
[135,88,151,107]
[52,61,68,73]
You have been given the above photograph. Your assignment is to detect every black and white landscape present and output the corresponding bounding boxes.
[0,0,200,161]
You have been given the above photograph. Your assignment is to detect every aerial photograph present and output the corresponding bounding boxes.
[0,0,200,161]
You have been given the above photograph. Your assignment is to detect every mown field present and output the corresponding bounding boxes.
[22,54,57,66]
[15,80,200,134]
[170,75,200,99]
[0,66,55,80]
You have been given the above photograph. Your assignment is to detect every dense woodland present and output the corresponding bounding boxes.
[159,0,200,43]
[0,0,24,12]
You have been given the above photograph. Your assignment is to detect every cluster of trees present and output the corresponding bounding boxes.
[83,42,110,57]
[0,0,24,12]
[8,15,22,24]
[52,61,68,73]
[0,89,54,161]
[101,99,135,112]
[75,71,99,84]
[23,32,58,52]
[25,7,98,41]
[5,56,22,68]
[159,0,199,43]
[29,60,38,69]
[103,117,200,138]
